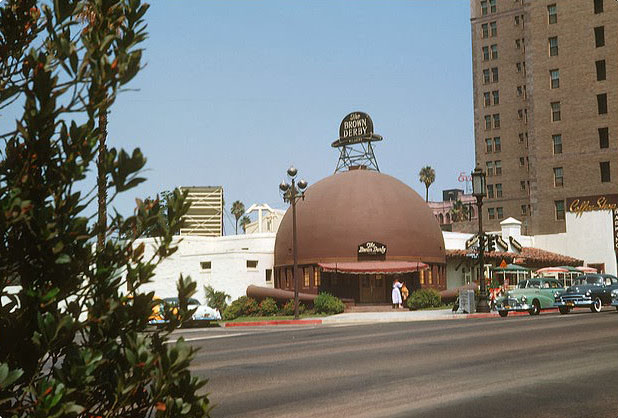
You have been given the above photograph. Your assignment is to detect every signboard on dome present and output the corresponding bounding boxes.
[332,112,383,148]
[358,241,387,257]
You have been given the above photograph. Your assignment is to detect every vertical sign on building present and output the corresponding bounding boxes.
[613,210,618,262]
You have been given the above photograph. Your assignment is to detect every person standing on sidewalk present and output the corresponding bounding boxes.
[401,282,409,307]
[392,279,403,309]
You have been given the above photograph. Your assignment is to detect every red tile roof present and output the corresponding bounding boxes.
[446,247,582,268]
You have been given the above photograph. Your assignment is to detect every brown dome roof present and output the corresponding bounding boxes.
[274,170,446,267]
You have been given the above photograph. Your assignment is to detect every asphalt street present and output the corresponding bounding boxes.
[180,309,618,418]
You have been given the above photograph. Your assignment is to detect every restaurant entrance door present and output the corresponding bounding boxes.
[359,274,387,303]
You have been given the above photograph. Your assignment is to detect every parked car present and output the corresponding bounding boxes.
[554,274,618,314]
[148,297,221,326]
[496,278,564,317]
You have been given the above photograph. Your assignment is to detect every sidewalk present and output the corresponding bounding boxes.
[222,309,519,327]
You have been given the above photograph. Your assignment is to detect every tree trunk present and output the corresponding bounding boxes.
[425,186,429,202]
[97,106,108,251]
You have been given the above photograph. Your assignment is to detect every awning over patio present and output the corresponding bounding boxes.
[317,261,428,274]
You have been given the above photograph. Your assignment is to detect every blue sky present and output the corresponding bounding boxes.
[101,1,474,231]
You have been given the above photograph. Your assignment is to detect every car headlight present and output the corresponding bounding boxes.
[611,289,618,297]
[553,291,560,298]
[521,296,527,303]
[585,290,591,297]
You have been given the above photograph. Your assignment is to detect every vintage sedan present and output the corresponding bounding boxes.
[496,278,564,317]
[149,297,221,326]
[554,274,618,314]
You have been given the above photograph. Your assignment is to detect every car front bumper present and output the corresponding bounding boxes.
[611,299,618,307]
[554,297,592,308]
[496,300,532,312]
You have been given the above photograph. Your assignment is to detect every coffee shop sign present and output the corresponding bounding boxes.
[358,241,387,256]
[566,195,618,217]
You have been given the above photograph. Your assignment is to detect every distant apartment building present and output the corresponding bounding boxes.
[471,0,618,234]
[428,189,477,228]
[179,186,224,236]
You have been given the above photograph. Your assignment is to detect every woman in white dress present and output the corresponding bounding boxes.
[392,279,403,309]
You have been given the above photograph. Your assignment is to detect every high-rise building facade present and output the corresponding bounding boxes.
[471,0,618,235]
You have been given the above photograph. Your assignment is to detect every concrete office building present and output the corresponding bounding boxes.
[471,0,618,235]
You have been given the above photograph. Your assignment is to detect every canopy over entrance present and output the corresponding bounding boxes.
[318,261,428,274]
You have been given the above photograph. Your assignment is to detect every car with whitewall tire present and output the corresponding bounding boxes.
[496,278,564,317]
[554,274,618,314]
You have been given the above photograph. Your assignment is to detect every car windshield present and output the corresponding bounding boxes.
[163,298,201,306]
[574,277,602,286]
[517,281,528,289]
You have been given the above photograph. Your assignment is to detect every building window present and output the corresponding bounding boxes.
[482,46,490,61]
[515,39,521,49]
[494,137,501,152]
[266,269,272,283]
[484,92,491,107]
[548,4,557,24]
[600,161,611,182]
[486,138,493,153]
[518,109,523,120]
[247,260,258,269]
[549,37,558,56]
[595,26,605,47]
[490,21,497,37]
[491,67,499,82]
[488,208,495,220]
[481,23,489,38]
[515,15,520,25]
[485,115,492,129]
[521,205,527,215]
[597,93,608,114]
[594,0,603,14]
[200,261,211,270]
[519,157,525,167]
[481,0,488,15]
[487,184,494,198]
[497,207,504,219]
[492,90,499,105]
[495,160,502,175]
[493,114,500,128]
[520,181,526,191]
[599,127,609,148]
[496,183,503,198]
[516,86,523,97]
[304,268,310,287]
[483,69,490,84]
[551,102,561,121]
[519,133,524,143]
[554,167,564,187]
[555,200,565,220]
[314,268,321,287]
[491,44,498,60]
[550,69,559,88]
[596,60,606,81]
[489,0,496,13]
[516,62,522,73]
[552,134,562,154]
[486,161,494,176]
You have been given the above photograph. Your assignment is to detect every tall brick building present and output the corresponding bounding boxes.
[471,0,618,235]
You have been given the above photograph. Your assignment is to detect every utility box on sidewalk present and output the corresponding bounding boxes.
[458,290,476,314]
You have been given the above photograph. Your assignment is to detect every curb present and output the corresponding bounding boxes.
[223,319,323,327]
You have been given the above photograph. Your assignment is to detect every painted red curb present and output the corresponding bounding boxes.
[224,319,323,327]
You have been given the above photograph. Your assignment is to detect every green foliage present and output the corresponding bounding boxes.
[418,166,436,202]
[230,200,245,234]
[281,299,306,316]
[258,297,279,316]
[223,296,259,320]
[313,293,345,314]
[407,289,442,310]
[0,0,210,415]
[204,285,230,315]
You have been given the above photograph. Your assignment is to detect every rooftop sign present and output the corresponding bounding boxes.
[332,112,383,148]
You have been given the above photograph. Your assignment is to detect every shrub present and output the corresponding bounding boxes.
[223,296,259,320]
[281,299,306,316]
[314,292,345,314]
[204,284,230,315]
[407,288,442,310]
[258,298,279,316]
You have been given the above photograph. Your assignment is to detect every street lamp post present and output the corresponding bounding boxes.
[471,167,490,313]
[279,166,308,319]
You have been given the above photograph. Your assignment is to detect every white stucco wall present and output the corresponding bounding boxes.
[135,233,276,304]
[533,211,616,275]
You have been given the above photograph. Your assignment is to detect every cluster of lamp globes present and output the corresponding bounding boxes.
[279,166,308,202]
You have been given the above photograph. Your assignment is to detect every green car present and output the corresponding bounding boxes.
[496,278,564,317]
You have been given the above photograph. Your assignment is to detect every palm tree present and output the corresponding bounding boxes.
[419,166,436,202]
[231,200,245,234]
[450,199,470,222]
[240,215,251,233]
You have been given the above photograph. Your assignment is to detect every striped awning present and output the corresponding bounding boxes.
[318,261,428,274]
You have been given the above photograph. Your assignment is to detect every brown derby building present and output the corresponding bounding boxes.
[274,169,446,304]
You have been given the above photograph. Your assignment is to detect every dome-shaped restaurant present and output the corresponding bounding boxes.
[274,168,446,304]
